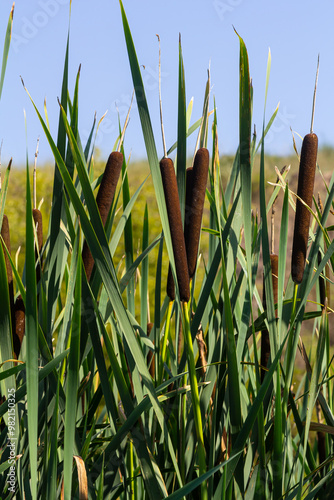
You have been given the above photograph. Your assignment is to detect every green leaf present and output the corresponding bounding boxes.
[0,3,14,101]
[176,36,187,219]
[63,227,81,499]
[25,146,39,500]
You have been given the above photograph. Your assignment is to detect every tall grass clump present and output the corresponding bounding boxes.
[0,2,334,499]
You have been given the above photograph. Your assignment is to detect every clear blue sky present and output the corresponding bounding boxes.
[1,0,334,167]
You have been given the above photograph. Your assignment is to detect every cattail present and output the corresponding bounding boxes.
[184,148,210,278]
[1,215,13,285]
[166,166,194,300]
[160,157,190,302]
[13,295,25,359]
[261,254,278,382]
[82,151,123,281]
[1,215,15,344]
[291,133,318,284]
[32,208,43,284]
[146,323,155,378]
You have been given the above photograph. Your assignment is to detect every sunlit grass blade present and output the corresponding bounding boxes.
[199,70,210,148]
[46,378,60,500]
[44,30,70,336]
[236,29,252,294]
[25,147,39,500]
[63,226,81,499]
[0,3,14,101]
[121,152,135,313]
[0,160,11,226]
[277,185,289,343]
[140,203,149,330]
[176,35,187,219]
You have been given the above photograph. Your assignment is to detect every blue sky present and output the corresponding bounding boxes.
[1,0,334,167]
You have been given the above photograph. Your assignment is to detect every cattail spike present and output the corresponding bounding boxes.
[82,151,123,281]
[1,214,12,284]
[13,295,25,359]
[167,166,194,300]
[291,133,318,284]
[160,157,190,302]
[184,148,210,278]
[1,214,16,354]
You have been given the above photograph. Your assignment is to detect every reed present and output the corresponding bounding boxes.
[1,214,16,353]
[291,133,318,284]
[32,208,43,284]
[82,151,123,281]
[160,157,190,302]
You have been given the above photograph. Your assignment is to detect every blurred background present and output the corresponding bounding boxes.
[0,0,333,166]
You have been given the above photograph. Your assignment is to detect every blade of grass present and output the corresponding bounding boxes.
[44,29,70,337]
[140,203,149,330]
[0,160,11,226]
[63,226,81,499]
[176,35,187,220]
[0,3,14,101]
[25,138,39,500]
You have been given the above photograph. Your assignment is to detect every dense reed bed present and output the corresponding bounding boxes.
[0,2,334,499]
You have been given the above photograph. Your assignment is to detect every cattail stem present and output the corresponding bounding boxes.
[32,208,43,285]
[82,151,123,281]
[160,157,190,302]
[291,133,318,284]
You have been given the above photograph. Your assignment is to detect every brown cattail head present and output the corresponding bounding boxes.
[166,264,175,301]
[184,148,210,278]
[291,133,318,284]
[82,151,123,281]
[1,214,12,285]
[95,151,123,226]
[261,253,279,383]
[160,157,190,302]
[167,166,194,300]
[32,209,43,254]
[13,295,25,359]
[1,214,16,353]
